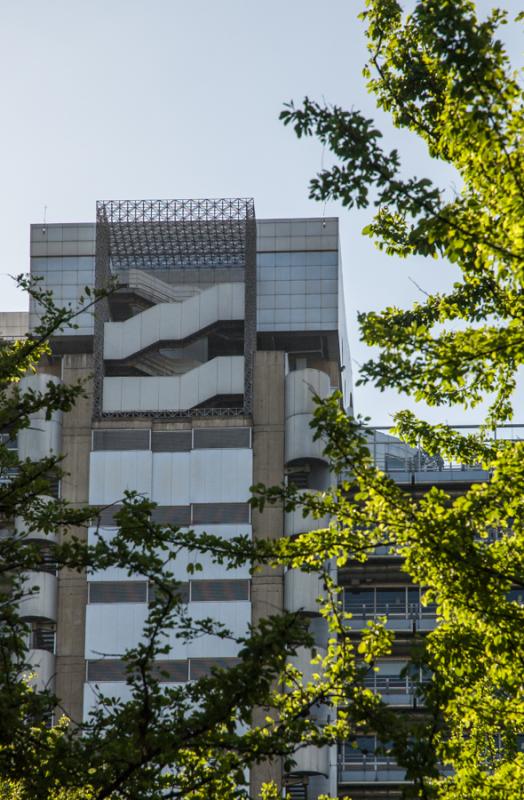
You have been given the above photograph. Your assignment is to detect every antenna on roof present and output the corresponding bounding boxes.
[42,205,47,235]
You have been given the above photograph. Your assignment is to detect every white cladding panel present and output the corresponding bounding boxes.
[104,283,244,359]
[84,682,133,720]
[85,604,148,658]
[85,602,250,660]
[102,356,244,412]
[89,451,153,504]
[87,525,252,581]
[188,449,252,503]
[89,450,251,506]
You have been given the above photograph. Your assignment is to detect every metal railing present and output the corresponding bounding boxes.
[367,425,524,476]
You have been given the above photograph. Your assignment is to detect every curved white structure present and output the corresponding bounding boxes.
[18,373,63,462]
[288,645,326,686]
[292,743,330,776]
[104,283,244,360]
[26,649,55,692]
[285,570,324,615]
[15,496,57,544]
[284,509,330,537]
[285,369,332,464]
[19,571,58,622]
[103,356,244,412]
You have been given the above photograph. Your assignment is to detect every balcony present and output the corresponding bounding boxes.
[367,425,524,486]
[344,587,437,633]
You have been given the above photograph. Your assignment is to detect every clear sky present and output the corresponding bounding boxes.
[0,0,521,425]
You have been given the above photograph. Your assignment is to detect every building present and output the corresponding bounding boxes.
[14,198,351,798]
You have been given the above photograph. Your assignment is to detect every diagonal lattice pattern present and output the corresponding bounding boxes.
[97,198,255,270]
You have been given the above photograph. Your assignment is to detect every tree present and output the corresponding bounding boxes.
[0,278,359,800]
[260,0,524,797]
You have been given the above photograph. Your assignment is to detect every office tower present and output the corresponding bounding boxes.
[14,198,351,799]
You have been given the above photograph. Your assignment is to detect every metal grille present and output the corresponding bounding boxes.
[151,431,192,452]
[189,657,240,680]
[87,659,188,683]
[190,580,250,602]
[88,581,148,603]
[97,506,121,527]
[149,582,189,604]
[192,503,250,524]
[193,428,251,450]
[31,624,55,653]
[97,198,255,270]
[93,429,150,451]
[87,660,129,682]
[151,506,192,526]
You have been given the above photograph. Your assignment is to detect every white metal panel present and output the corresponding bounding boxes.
[180,602,251,658]
[83,681,133,721]
[189,449,253,503]
[151,452,191,504]
[85,603,148,658]
[89,451,152,504]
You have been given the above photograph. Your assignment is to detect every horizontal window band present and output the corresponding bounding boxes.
[88,579,249,604]
[87,657,240,683]
[92,427,251,452]
[95,503,250,527]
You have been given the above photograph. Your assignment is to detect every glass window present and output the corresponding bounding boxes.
[345,588,374,614]
[376,588,406,614]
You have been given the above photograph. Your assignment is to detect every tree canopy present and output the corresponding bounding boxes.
[269,0,524,797]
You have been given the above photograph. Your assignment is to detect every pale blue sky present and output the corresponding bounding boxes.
[0,0,521,424]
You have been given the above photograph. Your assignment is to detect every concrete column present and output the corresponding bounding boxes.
[55,353,93,725]
[250,351,285,796]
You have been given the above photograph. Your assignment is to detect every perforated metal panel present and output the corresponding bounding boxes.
[151,431,192,452]
[93,429,150,451]
[87,660,129,682]
[96,506,121,527]
[192,503,250,524]
[87,659,188,682]
[151,660,188,682]
[148,582,189,604]
[193,427,251,449]
[190,580,250,602]
[151,506,191,526]
[189,657,240,680]
[88,581,148,603]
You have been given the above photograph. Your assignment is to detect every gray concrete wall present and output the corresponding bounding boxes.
[250,350,286,796]
[55,353,93,724]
